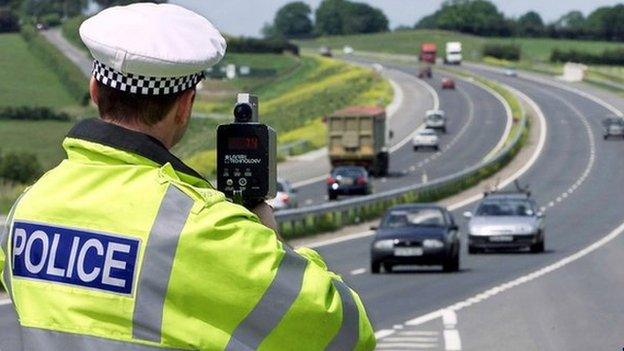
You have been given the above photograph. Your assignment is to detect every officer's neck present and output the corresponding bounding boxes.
[101,117,176,150]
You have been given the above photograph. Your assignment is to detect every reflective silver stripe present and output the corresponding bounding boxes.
[133,186,193,342]
[225,246,308,351]
[326,280,360,351]
[1,191,28,299]
[21,327,186,351]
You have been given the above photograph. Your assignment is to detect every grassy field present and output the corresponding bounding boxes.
[0,33,76,108]
[0,120,73,169]
[297,29,624,63]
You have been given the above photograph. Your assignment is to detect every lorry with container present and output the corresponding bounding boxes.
[445,42,462,64]
[327,106,390,177]
[419,43,437,63]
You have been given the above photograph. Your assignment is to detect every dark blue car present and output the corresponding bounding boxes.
[370,204,460,273]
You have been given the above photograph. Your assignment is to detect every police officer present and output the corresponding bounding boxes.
[0,3,375,350]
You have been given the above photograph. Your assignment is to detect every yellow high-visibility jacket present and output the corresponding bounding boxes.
[0,118,375,350]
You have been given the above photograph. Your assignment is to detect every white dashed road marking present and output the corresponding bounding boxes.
[350,268,366,275]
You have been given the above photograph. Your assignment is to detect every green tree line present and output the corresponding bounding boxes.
[415,0,624,42]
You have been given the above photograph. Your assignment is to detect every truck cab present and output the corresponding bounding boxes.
[420,43,437,64]
[445,42,462,65]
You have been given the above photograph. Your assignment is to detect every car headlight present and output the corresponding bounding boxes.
[373,240,395,249]
[423,239,444,248]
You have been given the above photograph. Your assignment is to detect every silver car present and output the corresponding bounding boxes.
[603,117,624,139]
[463,192,545,253]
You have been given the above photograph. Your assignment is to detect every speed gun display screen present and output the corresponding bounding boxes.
[228,137,259,150]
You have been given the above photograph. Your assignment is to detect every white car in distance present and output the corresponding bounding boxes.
[413,129,440,151]
[425,110,447,133]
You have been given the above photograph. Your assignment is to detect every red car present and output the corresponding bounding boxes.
[441,78,455,89]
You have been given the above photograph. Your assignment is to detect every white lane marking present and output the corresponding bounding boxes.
[447,87,547,211]
[386,77,405,119]
[441,309,457,327]
[405,217,624,328]
[383,337,438,342]
[375,329,396,339]
[376,342,438,349]
[350,268,366,275]
[443,330,462,351]
[393,324,404,329]
[399,331,439,336]
[447,73,513,161]
[0,298,11,306]
[304,230,375,249]
[533,86,597,213]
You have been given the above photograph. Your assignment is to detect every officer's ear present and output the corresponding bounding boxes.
[174,88,196,125]
[89,77,99,106]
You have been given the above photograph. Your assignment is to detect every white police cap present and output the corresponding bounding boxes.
[80,2,226,95]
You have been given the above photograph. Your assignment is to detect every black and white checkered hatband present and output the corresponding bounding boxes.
[92,60,204,95]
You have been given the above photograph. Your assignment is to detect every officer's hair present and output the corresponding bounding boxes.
[95,81,194,126]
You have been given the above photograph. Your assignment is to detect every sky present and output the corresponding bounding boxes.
[170,0,624,37]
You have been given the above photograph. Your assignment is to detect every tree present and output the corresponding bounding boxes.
[315,0,347,35]
[0,151,42,184]
[273,1,313,39]
[516,11,544,37]
[433,0,510,37]
[93,0,166,9]
[341,2,388,34]
[552,10,585,38]
[315,0,388,36]
[585,6,611,39]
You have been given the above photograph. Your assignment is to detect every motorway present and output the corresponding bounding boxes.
[310,63,624,350]
[292,65,509,208]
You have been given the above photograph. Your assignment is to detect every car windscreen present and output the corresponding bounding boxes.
[381,208,445,228]
[428,114,442,120]
[476,199,534,217]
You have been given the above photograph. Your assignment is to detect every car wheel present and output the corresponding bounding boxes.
[443,252,460,272]
[441,127,447,133]
[328,192,337,201]
[371,261,381,274]
[530,240,545,253]
[413,146,418,151]
[434,145,439,151]
[603,135,608,140]
[383,263,393,273]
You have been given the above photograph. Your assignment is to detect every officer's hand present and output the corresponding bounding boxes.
[252,202,285,241]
